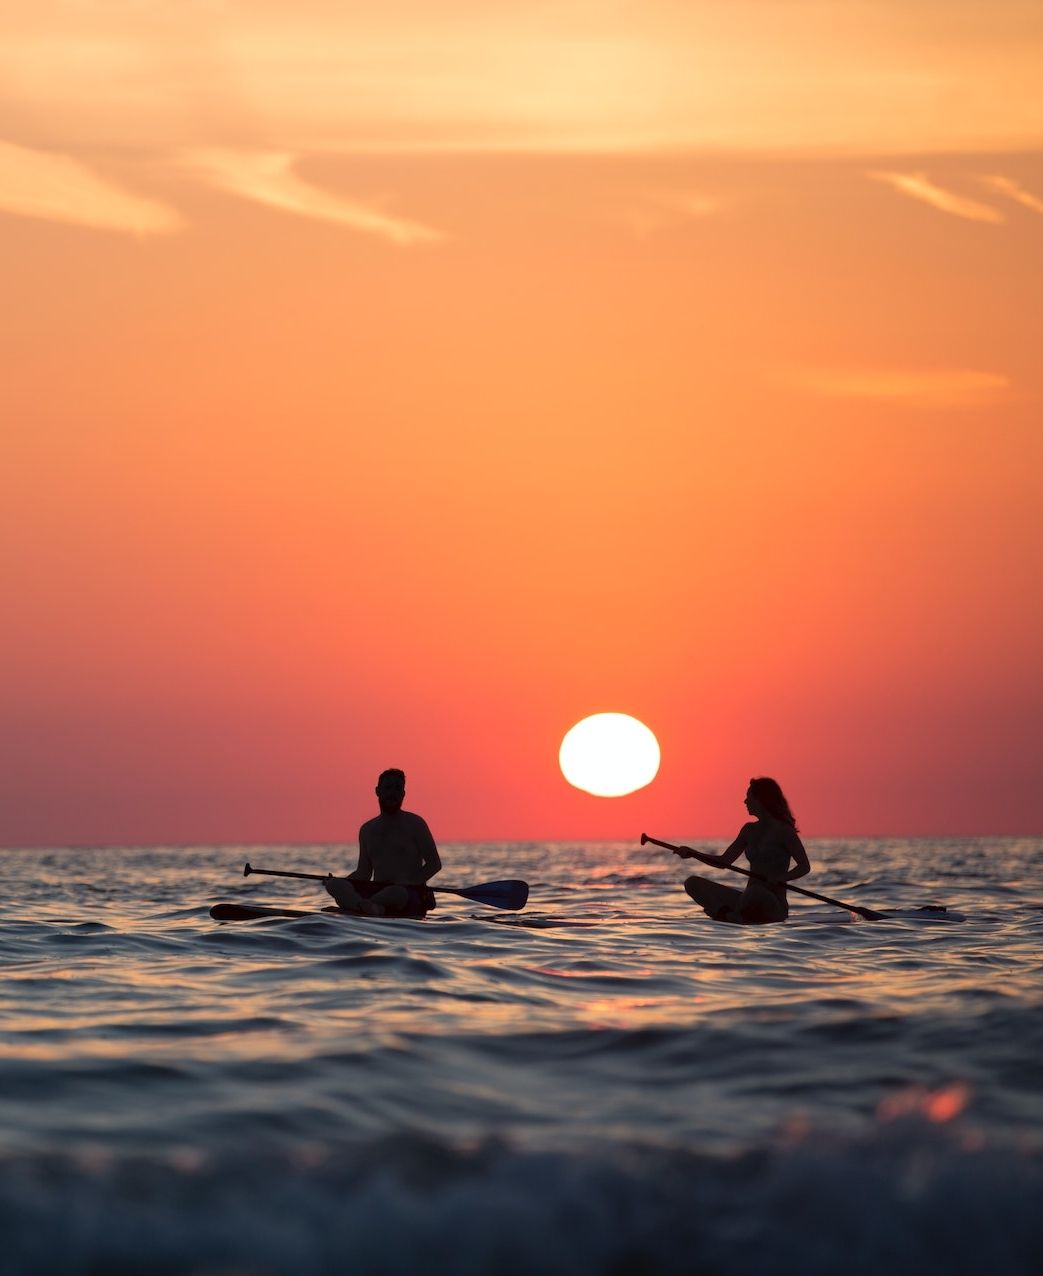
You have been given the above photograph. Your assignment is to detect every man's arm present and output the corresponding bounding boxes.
[349,828,375,881]
[417,819,441,883]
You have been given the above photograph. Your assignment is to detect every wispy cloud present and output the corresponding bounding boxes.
[793,366,1011,408]
[0,139,182,234]
[3,4,1043,157]
[980,174,1043,215]
[623,188,723,236]
[175,150,443,244]
[869,171,1004,224]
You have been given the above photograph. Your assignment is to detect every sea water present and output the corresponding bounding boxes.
[1,838,1041,1275]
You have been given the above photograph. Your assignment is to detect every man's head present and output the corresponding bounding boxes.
[376,768,406,814]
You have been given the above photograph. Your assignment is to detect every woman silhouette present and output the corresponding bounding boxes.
[675,777,811,924]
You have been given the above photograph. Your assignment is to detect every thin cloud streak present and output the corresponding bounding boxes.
[623,188,723,237]
[793,367,1011,408]
[0,139,182,235]
[980,174,1043,215]
[869,172,1005,224]
[176,150,443,244]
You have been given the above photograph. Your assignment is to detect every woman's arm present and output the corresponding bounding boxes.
[719,825,752,866]
[676,825,750,867]
[786,831,811,881]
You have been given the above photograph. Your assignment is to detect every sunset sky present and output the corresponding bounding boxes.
[2,1,1041,845]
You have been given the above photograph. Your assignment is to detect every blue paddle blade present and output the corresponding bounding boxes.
[448,879,529,910]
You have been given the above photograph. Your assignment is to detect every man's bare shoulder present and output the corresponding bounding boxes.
[399,810,432,832]
[359,811,431,834]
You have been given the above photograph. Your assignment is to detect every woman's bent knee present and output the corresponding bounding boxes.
[684,875,709,902]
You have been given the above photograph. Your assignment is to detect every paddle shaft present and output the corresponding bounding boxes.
[242,863,525,908]
[641,834,884,921]
[244,865,329,882]
[245,862,459,893]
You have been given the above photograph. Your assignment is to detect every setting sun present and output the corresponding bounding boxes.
[559,714,661,798]
[1,0,1040,849]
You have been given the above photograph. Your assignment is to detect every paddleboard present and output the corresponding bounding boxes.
[788,905,968,924]
[209,903,428,922]
[879,905,968,922]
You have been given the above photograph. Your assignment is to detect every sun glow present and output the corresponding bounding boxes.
[559,714,661,798]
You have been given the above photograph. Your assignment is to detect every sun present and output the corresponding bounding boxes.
[559,713,661,797]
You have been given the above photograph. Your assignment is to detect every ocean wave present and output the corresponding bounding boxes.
[1,1123,1040,1276]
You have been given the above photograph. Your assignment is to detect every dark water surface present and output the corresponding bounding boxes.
[2,839,1041,1274]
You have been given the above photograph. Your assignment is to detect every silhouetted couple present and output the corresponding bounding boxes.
[325,769,441,917]
[675,777,811,924]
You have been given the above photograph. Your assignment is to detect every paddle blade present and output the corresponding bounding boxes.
[450,879,529,910]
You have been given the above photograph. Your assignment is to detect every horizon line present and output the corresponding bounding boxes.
[1,832,1038,852]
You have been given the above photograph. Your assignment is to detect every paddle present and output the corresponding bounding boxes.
[640,833,886,921]
[242,862,529,911]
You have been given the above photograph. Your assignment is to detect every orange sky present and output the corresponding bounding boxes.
[2,3,1042,844]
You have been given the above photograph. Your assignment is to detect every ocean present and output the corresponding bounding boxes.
[1,837,1041,1275]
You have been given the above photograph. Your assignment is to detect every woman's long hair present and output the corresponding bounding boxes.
[748,777,798,830]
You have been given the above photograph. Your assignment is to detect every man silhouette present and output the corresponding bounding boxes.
[325,769,442,917]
